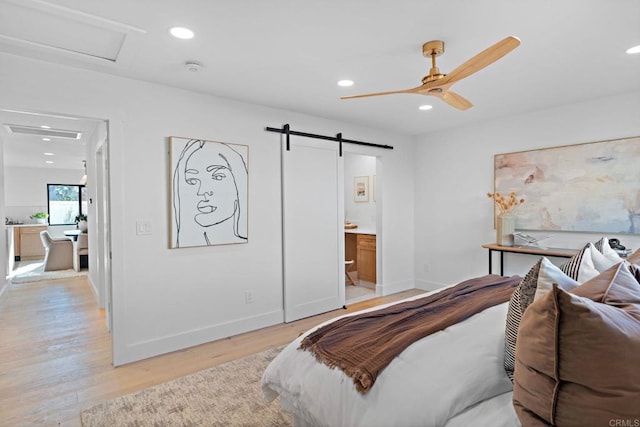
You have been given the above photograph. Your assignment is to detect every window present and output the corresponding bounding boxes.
[47,184,87,225]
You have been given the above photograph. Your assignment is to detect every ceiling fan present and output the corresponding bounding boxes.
[341,36,521,110]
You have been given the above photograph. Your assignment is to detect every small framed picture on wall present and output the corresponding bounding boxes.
[354,176,369,203]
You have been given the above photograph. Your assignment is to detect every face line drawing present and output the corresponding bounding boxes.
[172,138,248,248]
[185,151,239,227]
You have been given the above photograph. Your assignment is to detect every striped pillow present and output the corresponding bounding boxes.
[504,257,579,381]
[593,237,607,253]
[627,262,640,284]
[504,259,541,381]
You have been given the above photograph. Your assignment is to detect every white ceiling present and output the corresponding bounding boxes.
[1,0,639,170]
[0,109,100,170]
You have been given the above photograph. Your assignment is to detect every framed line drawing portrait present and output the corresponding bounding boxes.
[170,137,248,248]
[354,176,369,203]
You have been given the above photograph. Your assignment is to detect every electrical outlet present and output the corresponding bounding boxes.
[424,263,430,273]
[244,291,253,304]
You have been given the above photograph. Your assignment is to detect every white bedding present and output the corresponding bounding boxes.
[445,391,519,427]
[262,291,517,427]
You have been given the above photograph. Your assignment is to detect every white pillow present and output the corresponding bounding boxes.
[588,243,620,272]
[560,244,600,283]
[533,257,580,301]
[602,241,624,263]
[594,237,625,262]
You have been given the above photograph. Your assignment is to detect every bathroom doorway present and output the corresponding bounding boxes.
[344,153,378,303]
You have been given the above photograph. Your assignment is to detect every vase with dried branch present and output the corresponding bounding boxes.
[488,192,525,246]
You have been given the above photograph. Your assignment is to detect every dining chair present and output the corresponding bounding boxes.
[40,230,73,271]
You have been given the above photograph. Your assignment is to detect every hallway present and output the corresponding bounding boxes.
[0,277,110,425]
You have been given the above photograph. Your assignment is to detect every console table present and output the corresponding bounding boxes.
[63,229,84,241]
[482,243,578,275]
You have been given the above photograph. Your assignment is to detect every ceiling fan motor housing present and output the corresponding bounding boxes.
[422,40,446,84]
[422,40,445,57]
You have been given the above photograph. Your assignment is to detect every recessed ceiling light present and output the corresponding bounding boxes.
[626,45,640,54]
[170,27,194,39]
[44,152,54,156]
[418,105,433,111]
[40,125,51,129]
[45,160,54,164]
[42,138,51,141]
[337,80,354,87]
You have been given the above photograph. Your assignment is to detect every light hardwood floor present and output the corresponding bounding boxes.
[0,276,423,426]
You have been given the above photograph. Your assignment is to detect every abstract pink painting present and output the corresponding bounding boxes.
[494,136,640,234]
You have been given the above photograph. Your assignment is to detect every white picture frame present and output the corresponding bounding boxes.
[354,176,369,203]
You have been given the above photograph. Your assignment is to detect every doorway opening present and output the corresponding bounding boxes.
[344,153,378,304]
[1,108,112,332]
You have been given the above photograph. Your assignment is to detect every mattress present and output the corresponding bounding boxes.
[262,290,516,426]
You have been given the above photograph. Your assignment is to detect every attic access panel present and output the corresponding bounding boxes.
[0,0,146,67]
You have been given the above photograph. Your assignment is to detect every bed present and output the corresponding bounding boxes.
[262,241,640,427]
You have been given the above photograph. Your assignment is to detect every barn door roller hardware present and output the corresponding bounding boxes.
[265,124,393,156]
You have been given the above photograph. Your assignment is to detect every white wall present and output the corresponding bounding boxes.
[0,52,415,365]
[344,154,376,231]
[414,91,640,290]
[85,121,107,306]
[0,133,6,291]
[4,166,84,223]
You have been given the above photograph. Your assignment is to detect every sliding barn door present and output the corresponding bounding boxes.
[282,139,344,322]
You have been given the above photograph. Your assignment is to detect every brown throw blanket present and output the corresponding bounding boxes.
[299,274,520,393]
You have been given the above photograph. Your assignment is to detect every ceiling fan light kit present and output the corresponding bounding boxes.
[341,36,521,110]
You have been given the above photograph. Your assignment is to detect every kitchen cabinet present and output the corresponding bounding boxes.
[356,234,376,283]
[14,225,47,260]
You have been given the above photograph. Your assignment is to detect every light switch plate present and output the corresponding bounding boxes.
[136,220,152,235]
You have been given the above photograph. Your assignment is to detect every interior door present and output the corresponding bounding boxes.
[96,136,112,333]
[282,138,344,322]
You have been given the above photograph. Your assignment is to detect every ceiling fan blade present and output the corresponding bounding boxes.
[438,90,473,110]
[437,36,520,87]
[340,87,420,99]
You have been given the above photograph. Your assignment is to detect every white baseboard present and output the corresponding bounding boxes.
[87,274,100,305]
[113,310,284,366]
[414,279,448,292]
[0,279,8,300]
[376,279,415,296]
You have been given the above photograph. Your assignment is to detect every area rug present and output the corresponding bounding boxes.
[9,261,88,284]
[81,346,292,427]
